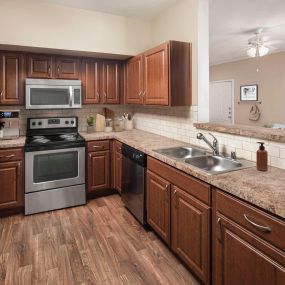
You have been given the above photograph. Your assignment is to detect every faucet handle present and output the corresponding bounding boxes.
[208,133,218,143]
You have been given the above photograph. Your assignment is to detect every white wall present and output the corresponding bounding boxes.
[150,0,199,105]
[0,0,151,56]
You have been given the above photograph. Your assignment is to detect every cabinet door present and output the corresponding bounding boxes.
[213,214,285,285]
[0,53,25,105]
[171,186,210,284]
[55,57,81,79]
[88,150,110,193]
[0,161,23,211]
[102,61,120,104]
[82,59,100,104]
[27,54,53,78]
[146,170,171,244]
[125,55,143,104]
[144,42,169,105]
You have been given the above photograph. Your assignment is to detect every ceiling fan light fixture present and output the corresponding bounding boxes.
[247,45,269,58]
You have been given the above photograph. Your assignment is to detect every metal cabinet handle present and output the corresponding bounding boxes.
[93,145,103,149]
[57,66,60,75]
[217,216,222,242]
[0,90,3,102]
[48,66,51,76]
[0,154,15,159]
[96,92,100,101]
[243,214,271,233]
[138,91,142,97]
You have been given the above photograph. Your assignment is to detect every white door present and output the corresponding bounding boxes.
[209,80,233,123]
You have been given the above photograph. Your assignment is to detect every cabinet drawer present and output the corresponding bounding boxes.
[0,148,23,162]
[148,156,211,205]
[214,189,285,251]
[87,140,110,152]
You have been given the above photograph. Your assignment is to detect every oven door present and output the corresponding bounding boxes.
[25,147,85,193]
[26,85,81,109]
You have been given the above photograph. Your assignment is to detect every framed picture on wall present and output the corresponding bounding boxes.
[240,84,258,101]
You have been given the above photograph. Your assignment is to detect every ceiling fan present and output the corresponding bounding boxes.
[247,29,269,57]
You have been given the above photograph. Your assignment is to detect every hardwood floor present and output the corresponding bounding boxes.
[0,194,200,285]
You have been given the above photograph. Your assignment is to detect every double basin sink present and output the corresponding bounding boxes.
[154,146,255,175]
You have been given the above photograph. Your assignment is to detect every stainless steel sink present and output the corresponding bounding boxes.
[184,155,255,175]
[154,146,207,159]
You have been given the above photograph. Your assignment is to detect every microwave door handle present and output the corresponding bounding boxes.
[69,87,73,106]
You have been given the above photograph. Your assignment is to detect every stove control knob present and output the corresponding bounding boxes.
[65,121,69,125]
[32,122,36,126]
[38,122,42,126]
[71,120,74,124]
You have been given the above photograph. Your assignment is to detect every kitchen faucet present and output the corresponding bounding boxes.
[196,132,219,156]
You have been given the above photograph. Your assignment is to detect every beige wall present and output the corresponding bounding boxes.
[210,51,285,126]
[0,0,151,56]
[151,0,199,105]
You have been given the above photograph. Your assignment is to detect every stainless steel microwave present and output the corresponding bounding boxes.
[25,79,82,109]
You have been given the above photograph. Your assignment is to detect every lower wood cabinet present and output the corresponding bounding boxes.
[171,185,210,284]
[0,148,24,212]
[213,190,285,285]
[112,140,122,193]
[147,170,171,245]
[87,141,110,193]
[147,157,211,284]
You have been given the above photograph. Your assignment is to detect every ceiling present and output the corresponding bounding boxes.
[210,0,285,65]
[39,0,179,20]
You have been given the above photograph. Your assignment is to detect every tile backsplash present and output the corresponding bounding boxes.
[3,105,131,135]
[132,105,285,170]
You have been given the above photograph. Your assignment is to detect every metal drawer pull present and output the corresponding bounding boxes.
[0,154,15,159]
[93,145,103,148]
[243,214,271,233]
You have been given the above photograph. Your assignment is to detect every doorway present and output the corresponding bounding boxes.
[209,80,234,123]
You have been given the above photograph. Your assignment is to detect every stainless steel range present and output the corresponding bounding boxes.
[24,116,86,215]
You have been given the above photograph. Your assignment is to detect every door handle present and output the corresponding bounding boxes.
[69,87,73,106]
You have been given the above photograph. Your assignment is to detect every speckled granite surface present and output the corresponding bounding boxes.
[82,130,285,219]
[0,137,26,148]
[1,130,284,219]
[194,122,285,143]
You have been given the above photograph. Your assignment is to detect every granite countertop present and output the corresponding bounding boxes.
[1,130,284,219]
[81,130,285,219]
[194,122,285,143]
[0,137,26,148]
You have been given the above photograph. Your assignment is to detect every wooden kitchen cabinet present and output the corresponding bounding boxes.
[27,54,80,80]
[0,53,25,105]
[82,59,101,104]
[0,148,24,212]
[213,190,285,285]
[172,186,210,284]
[112,140,122,193]
[125,41,191,106]
[87,141,110,193]
[55,56,81,79]
[147,156,211,284]
[27,54,53,78]
[125,55,144,104]
[147,170,171,245]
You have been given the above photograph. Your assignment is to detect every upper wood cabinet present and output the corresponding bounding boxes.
[125,55,144,104]
[125,41,191,106]
[0,53,25,105]
[27,54,81,80]
[27,54,53,78]
[55,56,81,79]
[213,190,285,285]
[82,59,100,104]
[82,60,121,104]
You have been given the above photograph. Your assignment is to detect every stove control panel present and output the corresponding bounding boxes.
[29,117,77,129]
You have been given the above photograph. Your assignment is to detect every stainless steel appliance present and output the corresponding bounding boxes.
[121,144,147,225]
[0,110,20,139]
[25,79,82,109]
[24,116,86,215]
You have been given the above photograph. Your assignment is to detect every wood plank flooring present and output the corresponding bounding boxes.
[0,194,200,285]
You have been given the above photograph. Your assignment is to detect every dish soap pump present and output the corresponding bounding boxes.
[256,142,268,171]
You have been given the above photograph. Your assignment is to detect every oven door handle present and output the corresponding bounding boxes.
[69,87,73,107]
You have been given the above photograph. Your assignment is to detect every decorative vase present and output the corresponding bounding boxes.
[87,125,94,133]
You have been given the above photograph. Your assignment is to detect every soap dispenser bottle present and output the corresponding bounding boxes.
[256,142,268,171]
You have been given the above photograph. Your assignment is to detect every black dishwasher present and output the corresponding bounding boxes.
[121,144,147,225]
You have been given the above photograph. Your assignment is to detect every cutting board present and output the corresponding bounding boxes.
[95,114,105,132]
